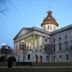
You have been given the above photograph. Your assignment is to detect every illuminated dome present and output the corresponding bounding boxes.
[41,10,58,27]
[41,10,59,32]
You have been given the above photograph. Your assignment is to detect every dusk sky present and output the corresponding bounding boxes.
[0,0,72,48]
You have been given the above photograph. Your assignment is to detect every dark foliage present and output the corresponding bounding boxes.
[0,0,8,14]
[0,56,6,62]
[7,56,16,62]
[0,45,12,54]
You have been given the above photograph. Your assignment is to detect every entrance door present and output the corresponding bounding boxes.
[40,56,42,63]
[36,55,38,63]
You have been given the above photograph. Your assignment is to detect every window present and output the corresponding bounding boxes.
[59,37,61,41]
[59,43,61,51]
[54,55,55,61]
[19,43,21,49]
[48,25,49,29]
[66,54,69,60]
[71,40,72,44]
[18,55,20,62]
[28,54,30,60]
[48,25,52,29]
[43,26,46,30]
[36,55,38,58]
[54,45,55,51]
[40,56,42,58]
[40,56,42,60]
[16,45,17,49]
[60,55,62,58]
[45,39,47,42]
[53,38,55,42]
[46,56,48,59]
[64,41,68,50]
[50,25,51,29]
[53,26,56,30]
[36,55,38,62]
[65,35,67,39]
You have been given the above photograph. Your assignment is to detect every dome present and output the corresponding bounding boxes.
[41,10,58,27]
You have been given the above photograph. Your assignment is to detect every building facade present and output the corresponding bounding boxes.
[14,10,72,63]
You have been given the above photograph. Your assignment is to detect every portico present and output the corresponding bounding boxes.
[14,27,50,63]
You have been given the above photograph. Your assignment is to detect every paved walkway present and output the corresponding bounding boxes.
[1,66,72,68]
[0,66,72,72]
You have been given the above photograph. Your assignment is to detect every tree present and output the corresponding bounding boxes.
[0,56,6,62]
[0,0,8,14]
[1,45,12,54]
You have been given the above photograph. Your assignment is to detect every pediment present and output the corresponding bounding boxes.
[13,28,32,40]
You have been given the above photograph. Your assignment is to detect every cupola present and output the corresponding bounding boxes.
[41,10,58,32]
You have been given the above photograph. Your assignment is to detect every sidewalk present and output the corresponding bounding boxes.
[1,65,72,68]
[0,66,72,72]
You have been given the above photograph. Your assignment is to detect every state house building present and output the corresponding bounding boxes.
[13,10,72,63]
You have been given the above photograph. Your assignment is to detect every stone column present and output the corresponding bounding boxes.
[33,34,35,48]
[25,38,28,50]
[17,42,20,49]
[30,36,32,49]
[17,42,20,62]
[27,37,30,50]
[25,39,27,49]
[32,35,33,49]
[26,37,29,50]
[42,36,44,49]
[37,35,39,49]
[28,37,30,50]
[34,34,38,49]
[38,35,42,49]
[26,38,29,50]
[30,35,33,49]
[38,35,42,50]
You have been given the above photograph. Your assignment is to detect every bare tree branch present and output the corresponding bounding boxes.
[0,0,8,14]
